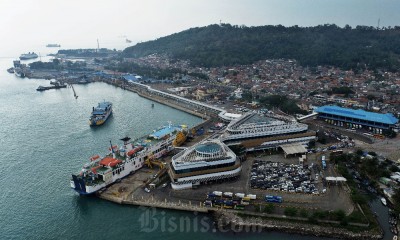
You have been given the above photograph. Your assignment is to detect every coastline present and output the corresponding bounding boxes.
[91,80,384,240]
[99,190,382,240]
[214,210,382,240]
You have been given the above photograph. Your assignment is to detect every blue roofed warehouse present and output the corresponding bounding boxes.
[315,105,398,132]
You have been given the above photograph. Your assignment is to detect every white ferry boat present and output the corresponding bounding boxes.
[89,101,112,126]
[19,52,38,60]
[70,124,187,195]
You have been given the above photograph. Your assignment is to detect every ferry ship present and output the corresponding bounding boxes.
[46,44,61,47]
[169,139,241,190]
[89,101,112,126]
[70,124,188,195]
[19,52,38,60]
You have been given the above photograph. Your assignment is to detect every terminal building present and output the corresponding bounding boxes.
[315,105,399,133]
[168,139,241,190]
[220,112,316,156]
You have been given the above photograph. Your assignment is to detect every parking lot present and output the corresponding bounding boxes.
[250,160,323,194]
[110,147,355,215]
[308,129,356,154]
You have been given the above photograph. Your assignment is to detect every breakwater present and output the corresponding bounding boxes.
[99,191,382,240]
[214,210,383,240]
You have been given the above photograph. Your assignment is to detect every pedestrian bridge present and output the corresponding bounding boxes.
[130,82,241,122]
[297,112,318,121]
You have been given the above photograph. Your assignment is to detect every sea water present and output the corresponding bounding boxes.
[0,47,333,240]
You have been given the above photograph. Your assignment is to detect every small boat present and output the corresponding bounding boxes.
[381,197,387,206]
[36,84,67,91]
[393,236,397,240]
[89,101,112,126]
[36,86,47,91]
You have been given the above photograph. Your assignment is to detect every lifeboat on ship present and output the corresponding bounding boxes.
[90,155,100,161]
[91,165,102,174]
[127,146,144,157]
[99,157,122,167]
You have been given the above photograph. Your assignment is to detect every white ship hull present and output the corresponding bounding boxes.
[71,134,175,195]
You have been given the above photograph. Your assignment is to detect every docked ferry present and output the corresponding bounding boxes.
[70,124,187,195]
[89,101,112,126]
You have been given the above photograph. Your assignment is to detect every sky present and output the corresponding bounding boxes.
[1,0,400,53]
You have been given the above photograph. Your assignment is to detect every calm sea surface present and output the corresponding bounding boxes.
[0,47,335,239]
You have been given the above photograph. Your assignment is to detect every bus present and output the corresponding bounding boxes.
[265,195,283,203]
[331,150,343,156]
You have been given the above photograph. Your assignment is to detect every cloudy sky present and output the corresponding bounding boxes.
[1,0,399,52]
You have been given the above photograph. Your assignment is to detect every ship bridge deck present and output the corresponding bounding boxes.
[149,125,182,139]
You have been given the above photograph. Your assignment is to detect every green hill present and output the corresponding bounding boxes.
[123,24,400,71]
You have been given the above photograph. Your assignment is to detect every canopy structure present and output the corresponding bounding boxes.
[280,143,308,158]
[325,176,347,183]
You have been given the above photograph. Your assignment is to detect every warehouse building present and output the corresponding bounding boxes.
[315,105,398,133]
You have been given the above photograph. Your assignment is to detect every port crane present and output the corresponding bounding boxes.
[144,153,165,169]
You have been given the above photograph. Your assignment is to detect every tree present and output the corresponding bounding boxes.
[284,207,298,216]
[299,209,308,218]
[241,91,253,102]
[263,203,275,214]
[393,189,400,214]
[390,165,399,172]
[333,210,346,221]
[351,192,366,205]
[122,24,400,72]
[356,149,364,156]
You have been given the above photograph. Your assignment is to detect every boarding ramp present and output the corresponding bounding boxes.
[297,112,318,121]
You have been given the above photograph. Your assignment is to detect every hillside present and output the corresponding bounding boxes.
[123,24,400,71]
